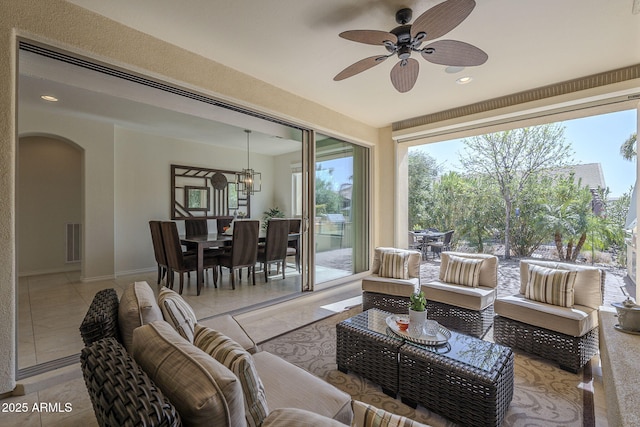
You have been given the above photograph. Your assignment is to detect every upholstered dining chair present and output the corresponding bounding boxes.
[149,221,168,285]
[286,218,302,272]
[213,220,260,289]
[161,221,218,294]
[257,218,290,282]
[185,218,208,237]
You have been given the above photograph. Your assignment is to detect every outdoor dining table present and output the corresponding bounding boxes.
[414,230,444,242]
[180,232,299,295]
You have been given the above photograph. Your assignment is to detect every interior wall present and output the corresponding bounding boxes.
[17,135,82,275]
[1,0,380,394]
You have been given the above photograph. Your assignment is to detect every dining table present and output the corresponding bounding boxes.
[180,231,299,295]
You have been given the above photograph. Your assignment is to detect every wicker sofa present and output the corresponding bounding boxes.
[493,259,604,372]
[421,252,499,338]
[361,247,422,314]
[79,282,353,426]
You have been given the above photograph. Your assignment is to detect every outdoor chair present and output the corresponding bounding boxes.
[361,247,422,314]
[421,251,498,338]
[425,230,454,259]
[493,259,604,372]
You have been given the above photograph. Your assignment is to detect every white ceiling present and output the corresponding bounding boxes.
[58,0,640,129]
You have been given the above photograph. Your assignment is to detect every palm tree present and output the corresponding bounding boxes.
[620,132,637,161]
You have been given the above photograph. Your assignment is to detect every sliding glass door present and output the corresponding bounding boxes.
[313,134,370,285]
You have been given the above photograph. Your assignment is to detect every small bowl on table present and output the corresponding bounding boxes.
[395,316,410,331]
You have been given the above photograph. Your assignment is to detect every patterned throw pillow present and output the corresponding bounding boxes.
[442,255,483,287]
[194,324,269,427]
[158,287,198,342]
[525,264,577,307]
[351,400,430,427]
[378,251,410,280]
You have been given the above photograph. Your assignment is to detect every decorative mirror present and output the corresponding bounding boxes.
[184,186,210,211]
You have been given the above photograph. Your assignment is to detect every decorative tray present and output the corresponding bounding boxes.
[385,315,451,346]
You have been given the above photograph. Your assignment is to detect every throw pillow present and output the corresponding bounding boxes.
[442,255,483,287]
[194,324,269,427]
[378,251,410,280]
[158,287,198,342]
[351,400,430,427]
[118,281,164,351]
[525,264,577,307]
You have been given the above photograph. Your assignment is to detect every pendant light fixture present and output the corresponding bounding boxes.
[236,129,261,195]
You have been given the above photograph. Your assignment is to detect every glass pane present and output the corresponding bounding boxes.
[315,134,369,284]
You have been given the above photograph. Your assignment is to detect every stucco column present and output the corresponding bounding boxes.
[395,143,409,249]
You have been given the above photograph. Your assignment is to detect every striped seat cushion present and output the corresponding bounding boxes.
[525,264,577,307]
[352,400,430,427]
[158,287,198,342]
[442,255,483,288]
[194,324,269,427]
[378,251,410,280]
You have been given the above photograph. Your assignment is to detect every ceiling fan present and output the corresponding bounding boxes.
[333,0,488,93]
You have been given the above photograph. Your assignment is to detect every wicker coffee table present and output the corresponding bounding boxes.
[336,308,405,396]
[399,330,514,427]
[336,309,514,427]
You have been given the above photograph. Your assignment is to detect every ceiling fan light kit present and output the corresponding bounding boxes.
[334,0,488,93]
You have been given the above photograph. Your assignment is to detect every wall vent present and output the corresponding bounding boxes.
[66,223,81,263]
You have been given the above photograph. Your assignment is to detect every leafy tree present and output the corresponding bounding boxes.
[620,132,637,161]
[315,167,342,215]
[408,151,440,229]
[509,174,554,256]
[460,124,573,258]
[543,174,593,261]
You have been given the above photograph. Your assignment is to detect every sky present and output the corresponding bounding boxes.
[411,109,637,197]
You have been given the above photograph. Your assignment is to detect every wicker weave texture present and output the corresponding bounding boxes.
[399,343,514,427]
[81,338,181,427]
[79,288,120,346]
[362,291,410,314]
[493,315,599,372]
[336,318,404,395]
[426,300,494,339]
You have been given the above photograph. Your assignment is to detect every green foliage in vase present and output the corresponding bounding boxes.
[410,291,426,312]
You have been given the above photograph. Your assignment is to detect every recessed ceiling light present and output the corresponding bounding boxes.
[40,95,59,102]
[456,76,473,85]
[445,66,465,74]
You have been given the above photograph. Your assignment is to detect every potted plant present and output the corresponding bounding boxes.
[409,290,427,335]
[262,206,286,229]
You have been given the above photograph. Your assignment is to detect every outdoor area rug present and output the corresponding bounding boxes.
[260,307,595,427]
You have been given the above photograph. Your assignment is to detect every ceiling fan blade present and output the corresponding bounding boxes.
[334,56,388,81]
[390,58,419,93]
[339,30,397,45]
[411,0,476,41]
[421,40,488,66]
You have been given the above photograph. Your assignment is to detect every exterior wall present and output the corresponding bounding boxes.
[0,0,381,394]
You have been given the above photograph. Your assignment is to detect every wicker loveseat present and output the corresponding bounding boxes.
[361,247,422,314]
[421,252,499,338]
[79,282,353,426]
[493,259,604,372]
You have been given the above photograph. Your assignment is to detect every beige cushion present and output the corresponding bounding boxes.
[422,280,496,311]
[439,252,498,288]
[519,260,602,310]
[495,294,598,337]
[198,314,258,353]
[525,264,577,307]
[379,251,410,279]
[372,247,421,279]
[352,400,431,427]
[362,275,419,297]
[252,351,353,424]
[442,254,483,287]
[118,281,163,351]
[132,321,246,427]
[262,408,345,427]
[157,287,197,342]
[193,324,268,427]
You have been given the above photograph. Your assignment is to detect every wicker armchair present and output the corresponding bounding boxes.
[493,259,604,372]
[421,252,498,338]
[361,247,422,314]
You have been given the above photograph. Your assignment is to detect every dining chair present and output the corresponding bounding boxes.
[426,230,454,259]
[161,221,217,294]
[215,216,235,234]
[149,221,168,285]
[257,218,290,282]
[213,220,260,289]
[286,218,302,272]
[185,218,208,237]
